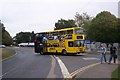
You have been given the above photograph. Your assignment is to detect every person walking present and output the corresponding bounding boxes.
[99,43,107,64]
[108,44,117,64]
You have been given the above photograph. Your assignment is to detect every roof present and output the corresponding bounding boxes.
[36,27,83,34]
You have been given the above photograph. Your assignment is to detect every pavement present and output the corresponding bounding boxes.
[75,53,119,79]
[76,62,118,78]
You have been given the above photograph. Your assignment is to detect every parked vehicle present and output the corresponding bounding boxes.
[18,43,34,47]
[0,45,6,48]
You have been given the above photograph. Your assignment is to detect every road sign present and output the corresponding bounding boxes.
[84,40,92,44]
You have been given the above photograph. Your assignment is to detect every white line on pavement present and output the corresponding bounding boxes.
[54,55,72,78]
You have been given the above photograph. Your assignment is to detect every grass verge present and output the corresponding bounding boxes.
[0,48,16,60]
[111,66,120,80]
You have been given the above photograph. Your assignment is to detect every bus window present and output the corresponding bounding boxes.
[67,30,73,34]
[53,43,59,47]
[53,32,58,36]
[74,40,84,47]
[49,32,53,36]
[68,41,74,47]
[44,32,49,38]
[48,32,54,40]
[53,32,59,40]
[67,35,72,39]
[77,36,83,39]
[74,28,84,34]
[59,31,66,35]
[35,34,43,42]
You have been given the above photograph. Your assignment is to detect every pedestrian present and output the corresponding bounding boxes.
[108,44,117,64]
[99,43,107,64]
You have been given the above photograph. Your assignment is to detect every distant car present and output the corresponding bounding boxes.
[18,43,34,47]
[0,45,6,48]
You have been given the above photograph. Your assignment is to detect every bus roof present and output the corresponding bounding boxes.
[36,27,83,34]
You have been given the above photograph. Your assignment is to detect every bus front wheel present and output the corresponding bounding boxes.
[62,50,67,55]
[40,51,44,55]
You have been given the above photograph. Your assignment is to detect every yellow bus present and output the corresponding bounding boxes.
[34,27,86,55]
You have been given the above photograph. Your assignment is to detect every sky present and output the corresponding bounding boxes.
[0,0,119,37]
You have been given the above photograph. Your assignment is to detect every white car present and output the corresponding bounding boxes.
[0,45,6,48]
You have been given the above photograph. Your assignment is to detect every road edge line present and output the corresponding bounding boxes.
[54,55,72,78]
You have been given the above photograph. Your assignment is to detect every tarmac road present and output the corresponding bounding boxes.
[2,47,109,79]
[2,47,59,78]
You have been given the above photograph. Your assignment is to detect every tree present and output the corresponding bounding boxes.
[14,32,34,44]
[0,21,2,44]
[54,19,77,30]
[117,18,120,43]
[86,11,118,43]
[74,12,92,29]
[0,20,13,46]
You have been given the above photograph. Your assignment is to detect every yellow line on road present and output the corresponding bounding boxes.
[64,62,100,79]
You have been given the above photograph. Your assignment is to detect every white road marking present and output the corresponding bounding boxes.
[47,55,56,78]
[0,67,17,78]
[54,56,72,78]
[83,57,100,60]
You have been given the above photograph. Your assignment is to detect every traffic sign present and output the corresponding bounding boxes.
[84,40,92,44]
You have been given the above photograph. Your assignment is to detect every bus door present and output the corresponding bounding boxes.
[74,40,84,53]
[66,40,75,53]
[43,40,48,53]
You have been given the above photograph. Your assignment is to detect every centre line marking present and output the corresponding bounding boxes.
[54,56,72,78]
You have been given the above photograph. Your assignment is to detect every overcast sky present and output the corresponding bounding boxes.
[0,0,119,37]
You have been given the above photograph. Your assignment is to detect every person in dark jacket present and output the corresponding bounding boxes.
[108,44,117,64]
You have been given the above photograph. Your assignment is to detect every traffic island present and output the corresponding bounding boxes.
[0,48,16,61]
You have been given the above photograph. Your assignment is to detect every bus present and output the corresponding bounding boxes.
[34,27,86,55]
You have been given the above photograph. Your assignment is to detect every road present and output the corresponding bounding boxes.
[2,47,101,78]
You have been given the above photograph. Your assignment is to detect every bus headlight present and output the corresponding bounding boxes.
[39,44,43,46]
